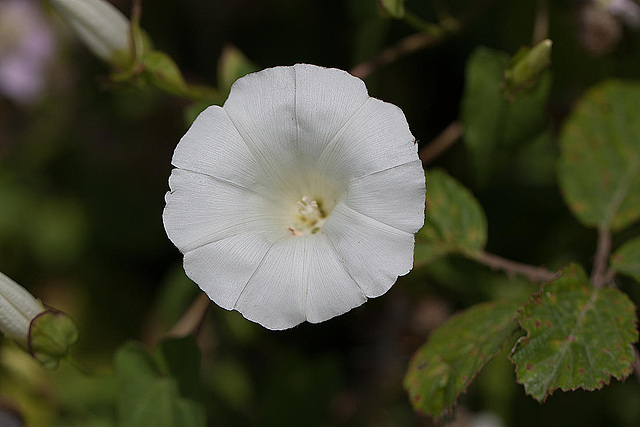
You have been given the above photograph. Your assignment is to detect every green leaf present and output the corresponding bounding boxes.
[114,337,205,427]
[510,264,638,402]
[611,236,640,282]
[379,0,405,18]
[29,309,79,370]
[461,46,551,186]
[414,169,487,265]
[404,300,522,418]
[558,80,640,231]
[217,45,258,95]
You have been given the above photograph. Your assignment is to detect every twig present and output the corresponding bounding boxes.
[350,0,497,79]
[633,346,640,383]
[350,31,447,79]
[166,292,211,338]
[418,120,463,165]
[532,0,549,44]
[474,251,559,282]
[590,227,612,288]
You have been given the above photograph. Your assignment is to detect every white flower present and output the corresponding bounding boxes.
[0,271,45,344]
[48,0,132,68]
[163,64,425,330]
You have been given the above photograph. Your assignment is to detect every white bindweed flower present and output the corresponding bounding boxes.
[48,0,132,68]
[0,271,45,345]
[163,64,425,330]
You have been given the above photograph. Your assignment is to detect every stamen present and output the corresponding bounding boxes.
[288,195,328,237]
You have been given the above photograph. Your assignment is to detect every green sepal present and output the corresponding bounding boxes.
[503,39,552,99]
[28,309,79,370]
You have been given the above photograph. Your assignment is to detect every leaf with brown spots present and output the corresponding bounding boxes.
[404,300,522,418]
[510,264,638,402]
[558,80,640,231]
[414,169,488,267]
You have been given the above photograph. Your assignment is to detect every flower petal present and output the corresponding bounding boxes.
[315,97,418,181]
[172,105,267,189]
[304,234,367,324]
[183,232,275,310]
[223,66,300,194]
[234,238,307,330]
[323,202,415,298]
[293,64,370,159]
[0,271,43,342]
[163,169,281,253]
[342,160,426,234]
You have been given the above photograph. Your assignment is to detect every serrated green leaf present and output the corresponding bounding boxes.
[510,264,638,402]
[114,337,205,427]
[558,80,640,231]
[461,46,551,186]
[404,300,522,417]
[415,169,487,264]
[611,236,640,282]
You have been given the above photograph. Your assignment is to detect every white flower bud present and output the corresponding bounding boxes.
[48,0,132,68]
[0,271,44,345]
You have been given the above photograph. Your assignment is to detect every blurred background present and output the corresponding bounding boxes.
[2,0,640,425]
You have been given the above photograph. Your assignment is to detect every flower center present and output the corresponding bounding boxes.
[287,196,328,237]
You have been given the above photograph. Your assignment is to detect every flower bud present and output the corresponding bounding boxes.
[0,271,44,346]
[48,0,133,68]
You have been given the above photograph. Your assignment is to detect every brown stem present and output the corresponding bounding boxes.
[532,0,549,44]
[350,0,497,79]
[166,292,211,338]
[474,251,559,282]
[591,227,612,288]
[633,346,640,384]
[418,120,463,165]
[350,31,446,79]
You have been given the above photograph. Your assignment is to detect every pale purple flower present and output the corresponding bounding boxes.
[0,0,57,104]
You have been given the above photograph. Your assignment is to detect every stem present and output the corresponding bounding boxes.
[350,0,497,79]
[402,11,451,35]
[633,346,640,384]
[166,292,211,338]
[474,251,559,282]
[418,120,463,165]
[532,0,549,44]
[591,227,612,288]
[64,353,109,377]
[350,31,446,79]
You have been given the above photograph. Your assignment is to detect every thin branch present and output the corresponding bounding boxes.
[532,0,549,44]
[350,0,497,79]
[590,227,612,288]
[474,251,559,282]
[418,120,463,165]
[350,31,447,79]
[633,346,640,384]
[166,292,211,338]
